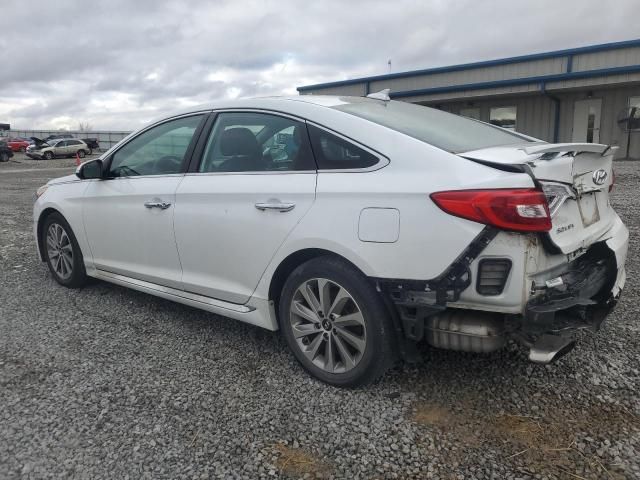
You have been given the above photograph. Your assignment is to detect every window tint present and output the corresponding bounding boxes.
[332,98,531,154]
[109,115,203,177]
[307,124,379,170]
[199,112,315,173]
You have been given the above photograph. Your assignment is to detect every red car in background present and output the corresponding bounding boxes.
[7,137,32,152]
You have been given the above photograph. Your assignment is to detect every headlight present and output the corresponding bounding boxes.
[35,184,48,198]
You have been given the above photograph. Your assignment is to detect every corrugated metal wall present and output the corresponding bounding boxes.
[427,95,556,142]
[555,86,640,158]
[369,57,566,93]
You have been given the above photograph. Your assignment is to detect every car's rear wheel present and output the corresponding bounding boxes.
[77,150,86,158]
[42,213,88,288]
[20,146,26,153]
[279,256,396,387]
[43,151,54,160]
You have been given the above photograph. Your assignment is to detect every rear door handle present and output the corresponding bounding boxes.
[144,201,172,210]
[254,202,296,212]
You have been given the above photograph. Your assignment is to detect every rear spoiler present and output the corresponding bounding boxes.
[521,143,614,156]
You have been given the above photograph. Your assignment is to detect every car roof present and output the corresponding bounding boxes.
[150,95,371,124]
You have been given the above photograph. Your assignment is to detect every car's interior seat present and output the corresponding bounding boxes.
[217,127,263,172]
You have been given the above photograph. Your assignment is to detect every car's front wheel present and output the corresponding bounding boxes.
[279,256,396,387]
[43,151,54,160]
[42,212,88,288]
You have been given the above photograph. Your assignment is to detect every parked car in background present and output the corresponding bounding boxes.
[7,137,32,152]
[80,137,99,155]
[32,95,628,387]
[26,138,89,160]
[0,140,14,162]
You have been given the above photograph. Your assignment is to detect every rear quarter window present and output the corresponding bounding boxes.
[307,125,379,170]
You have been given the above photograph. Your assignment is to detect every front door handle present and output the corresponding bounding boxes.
[144,201,172,210]
[254,202,296,212]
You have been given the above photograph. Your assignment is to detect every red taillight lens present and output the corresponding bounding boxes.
[430,189,552,232]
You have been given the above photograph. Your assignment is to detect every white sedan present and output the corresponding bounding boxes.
[33,94,628,387]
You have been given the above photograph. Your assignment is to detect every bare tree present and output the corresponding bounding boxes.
[78,121,93,133]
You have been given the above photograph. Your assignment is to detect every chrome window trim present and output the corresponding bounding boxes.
[185,170,316,177]
[93,173,186,181]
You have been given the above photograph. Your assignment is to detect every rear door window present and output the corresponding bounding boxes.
[198,112,316,173]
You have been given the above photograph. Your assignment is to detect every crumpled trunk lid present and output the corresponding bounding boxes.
[461,142,616,254]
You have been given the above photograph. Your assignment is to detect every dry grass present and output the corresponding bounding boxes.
[412,401,638,479]
[272,443,332,478]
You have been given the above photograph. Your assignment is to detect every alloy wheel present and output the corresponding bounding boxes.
[289,278,367,374]
[46,223,74,280]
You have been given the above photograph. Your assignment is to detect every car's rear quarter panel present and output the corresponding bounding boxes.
[254,111,536,301]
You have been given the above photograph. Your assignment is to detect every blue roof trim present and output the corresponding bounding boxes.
[297,38,640,92]
[386,65,640,99]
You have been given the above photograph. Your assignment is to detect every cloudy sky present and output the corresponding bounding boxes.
[1,0,638,131]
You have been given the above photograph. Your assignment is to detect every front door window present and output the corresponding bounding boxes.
[109,115,204,177]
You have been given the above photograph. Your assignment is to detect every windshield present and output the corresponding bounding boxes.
[332,97,533,153]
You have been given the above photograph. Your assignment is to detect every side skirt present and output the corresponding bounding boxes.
[91,269,276,330]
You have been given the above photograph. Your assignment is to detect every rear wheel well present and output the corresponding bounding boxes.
[268,249,365,312]
[37,208,62,261]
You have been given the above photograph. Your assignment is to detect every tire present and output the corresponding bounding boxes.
[20,146,26,153]
[87,148,93,156]
[41,212,88,288]
[43,151,54,160]
[0,152,8,162]
[279,256,396,387]
[77,150,86,158]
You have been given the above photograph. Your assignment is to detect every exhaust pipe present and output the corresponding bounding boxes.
[528,334,576,364]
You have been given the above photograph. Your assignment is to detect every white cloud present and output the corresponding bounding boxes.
[0,0,637,130]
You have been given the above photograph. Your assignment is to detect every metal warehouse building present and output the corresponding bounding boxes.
[298,39,640,159]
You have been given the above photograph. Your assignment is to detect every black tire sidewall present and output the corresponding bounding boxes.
[279,256,396,387]
[41,213,87,288]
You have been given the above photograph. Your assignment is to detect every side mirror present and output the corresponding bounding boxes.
[76,159,103,179]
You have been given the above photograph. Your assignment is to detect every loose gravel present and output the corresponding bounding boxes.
[0,160,638,479]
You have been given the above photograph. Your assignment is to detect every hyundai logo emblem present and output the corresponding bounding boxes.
[592,169,608,186]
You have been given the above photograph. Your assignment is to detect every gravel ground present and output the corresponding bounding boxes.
[0,160,638,479]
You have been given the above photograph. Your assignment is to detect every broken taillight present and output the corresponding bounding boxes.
[430,188,552,232]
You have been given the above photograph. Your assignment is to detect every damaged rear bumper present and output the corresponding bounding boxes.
[378,215,628,364]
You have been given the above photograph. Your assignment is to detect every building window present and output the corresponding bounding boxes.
[489,106,517,130]
[628,97,640,131]
[459,108,480,120]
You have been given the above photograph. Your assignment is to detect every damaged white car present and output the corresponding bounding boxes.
[33,94,628,386]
